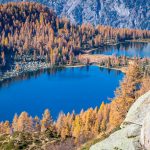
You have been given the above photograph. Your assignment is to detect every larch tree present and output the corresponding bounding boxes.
[41,109,53,132]
[56,112,65,135]
[3,121,10,134]
[109,62,143,129]
[17,112,32,132]
[72,115,81,141]
[12,114,18,132]
[33,116,41,132]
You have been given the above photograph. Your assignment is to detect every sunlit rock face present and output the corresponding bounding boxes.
[90,91,150,150]
[140,114,150,150]
[0,0,150,30]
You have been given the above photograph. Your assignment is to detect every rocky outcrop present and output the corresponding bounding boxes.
[90,90,150,150]
[0,0,149,30]
[140,114,150,150]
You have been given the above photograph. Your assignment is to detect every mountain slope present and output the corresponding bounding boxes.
[1,2,149,71]
[0,0,150,29]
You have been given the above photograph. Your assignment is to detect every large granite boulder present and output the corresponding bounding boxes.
[90,91,150,150]
[140,114,150,150]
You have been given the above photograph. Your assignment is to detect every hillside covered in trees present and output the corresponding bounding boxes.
[0,0,150,30]
[0,60,150,149]
[0,2,150,72]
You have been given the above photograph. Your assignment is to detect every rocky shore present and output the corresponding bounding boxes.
[0,61,51,82]
[0,60,88,83]
[1,51,143,83]
[0,54,128,83]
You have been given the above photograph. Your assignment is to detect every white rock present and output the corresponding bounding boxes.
[140,113,150,150]
[123,91,150,126]
[90,91,150,150]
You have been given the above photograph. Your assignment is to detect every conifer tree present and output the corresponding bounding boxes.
[12,114,18,132]
[41,109,53,132]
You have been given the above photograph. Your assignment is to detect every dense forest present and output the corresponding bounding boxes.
[0,2,150,70]
[0,60,149,149]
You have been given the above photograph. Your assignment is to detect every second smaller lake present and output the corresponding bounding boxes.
[92,42,150,58]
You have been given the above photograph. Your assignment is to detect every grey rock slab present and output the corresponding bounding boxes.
[140,113,150,150]
[90,91,150,150]
[123,91,150,126]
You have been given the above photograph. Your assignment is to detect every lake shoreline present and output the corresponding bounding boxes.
[1,39,149,83]
[96,65,127,73]
[81,42,126,54]
[126,39,150,43]
[81,39,150,54]
[0,62,89,83]
[0,61,126,84]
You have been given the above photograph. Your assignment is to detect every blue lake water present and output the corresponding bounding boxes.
[92,42,150,57]
[0,66,123,121]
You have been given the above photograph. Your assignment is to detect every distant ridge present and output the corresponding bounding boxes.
[0,0,150,30]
